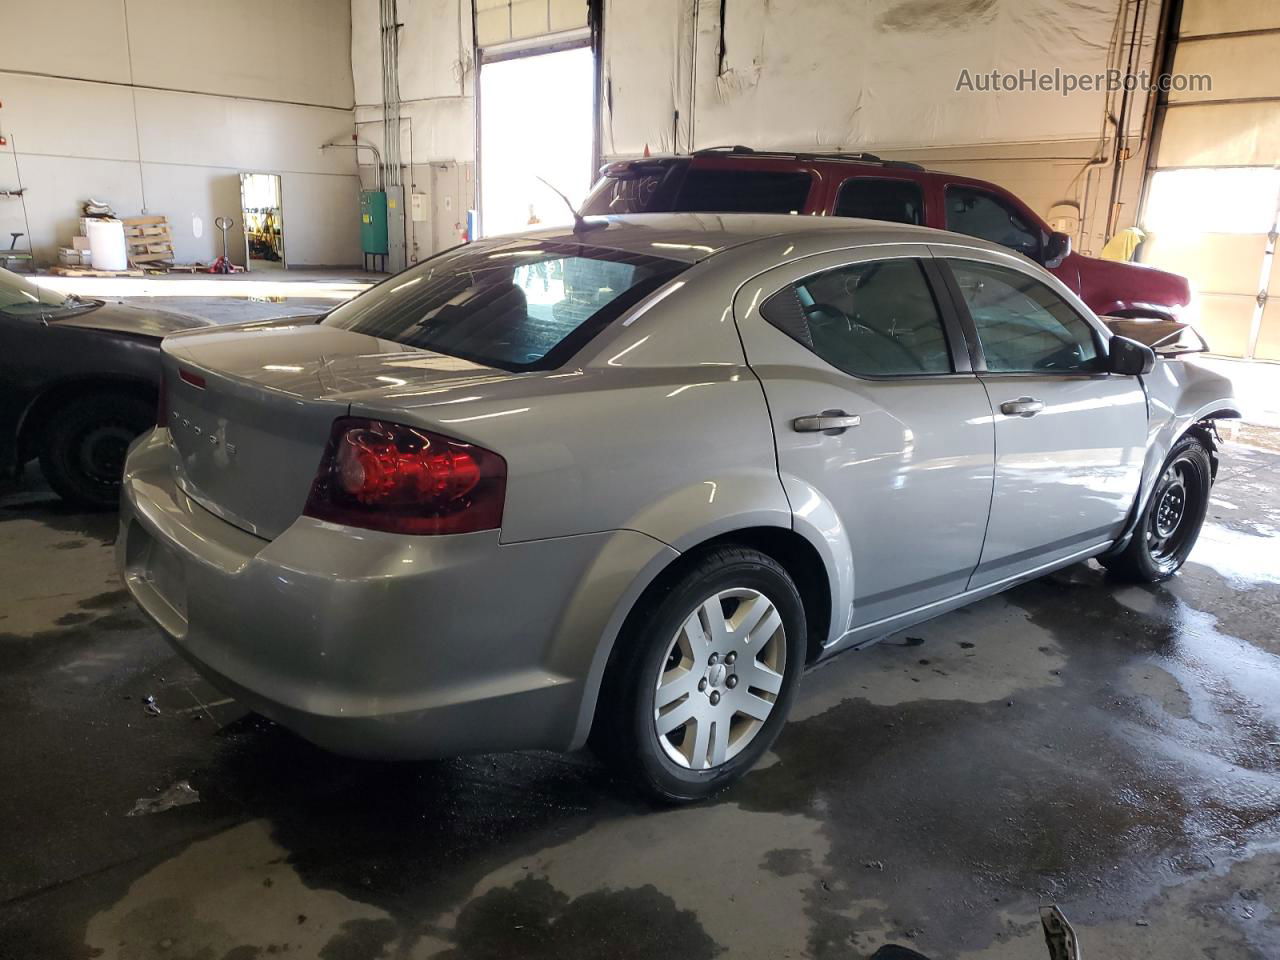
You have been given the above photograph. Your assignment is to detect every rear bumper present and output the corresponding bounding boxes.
[117,429,676,758]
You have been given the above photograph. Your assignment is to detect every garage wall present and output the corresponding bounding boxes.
[601,0,1164,256]
[351,0,479,264]
[353,0,1164,262]
[1138,0,1280,359]
[0,0,362,268]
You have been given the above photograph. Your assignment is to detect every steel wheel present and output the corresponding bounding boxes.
[653,587,786,771]
[1146,456,1204,572]
[76,421,135,486]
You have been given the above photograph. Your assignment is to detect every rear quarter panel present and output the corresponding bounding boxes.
[349,264,793,548]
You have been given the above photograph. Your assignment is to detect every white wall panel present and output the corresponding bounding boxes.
[2,2,360,267]
[134,90,356,174]
[136,163,248,264]
[126,0,354,107]
[398,0,474,102]
[271,173,363,267]
[0,0,131,83]
[0,75,139,161]
[3,157,145,261]
[602,0,1158,156]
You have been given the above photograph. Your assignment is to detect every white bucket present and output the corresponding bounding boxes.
[85,218,128,271]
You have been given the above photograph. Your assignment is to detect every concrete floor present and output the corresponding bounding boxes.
[1,436,1278,960]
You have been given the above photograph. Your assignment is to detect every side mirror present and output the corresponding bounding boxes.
[1108,335,1155,375]
[1043,231,1072,268]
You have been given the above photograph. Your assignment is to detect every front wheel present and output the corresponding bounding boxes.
[593,546,806,803]
[1101,435,1213,582]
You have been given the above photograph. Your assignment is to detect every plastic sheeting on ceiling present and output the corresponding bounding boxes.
[600,0,1158,157]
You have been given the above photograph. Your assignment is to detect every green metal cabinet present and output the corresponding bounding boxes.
[360,191,389,255]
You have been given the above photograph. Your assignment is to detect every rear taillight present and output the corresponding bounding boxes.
[303,417,506,535]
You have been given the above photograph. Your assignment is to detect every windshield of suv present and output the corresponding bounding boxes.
[322,239,686,371]
[0,268,100,320]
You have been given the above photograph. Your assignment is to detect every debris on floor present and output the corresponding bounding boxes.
[127,780,201,817]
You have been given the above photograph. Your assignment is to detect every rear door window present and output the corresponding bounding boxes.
[674,169,814,214]
[834,178,924,225]
[322,241,685,371]
[760,259,954,377]
[945,185,1042,259]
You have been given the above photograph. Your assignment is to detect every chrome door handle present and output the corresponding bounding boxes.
[793,413,861,433]
[1000,397,1044,417]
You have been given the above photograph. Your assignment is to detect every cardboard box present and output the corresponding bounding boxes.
[58,248,91,266]
[72,236,91,251]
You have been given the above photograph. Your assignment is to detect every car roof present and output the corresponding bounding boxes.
[606,148,926,173]
[512,212,1012,263]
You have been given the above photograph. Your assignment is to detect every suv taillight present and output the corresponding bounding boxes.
[303,417,506,535]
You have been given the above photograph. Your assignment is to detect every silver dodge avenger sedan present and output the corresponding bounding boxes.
[118,214,1238,801]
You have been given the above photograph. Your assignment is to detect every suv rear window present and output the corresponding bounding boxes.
[834,178,923,225]
[581,164,813,216]
[673,169,813,214]
[322,240,685,372]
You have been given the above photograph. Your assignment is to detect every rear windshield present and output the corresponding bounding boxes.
[581,163,813,216]
[322,240,685,371]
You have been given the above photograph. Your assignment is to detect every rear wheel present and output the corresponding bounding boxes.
[593,546,806,803]
[1101,435,1212,582]
[38,392,153,509]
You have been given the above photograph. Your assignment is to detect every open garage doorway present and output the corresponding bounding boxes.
[478,44,595,237]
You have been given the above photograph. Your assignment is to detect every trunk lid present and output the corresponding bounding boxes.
[161,322,515,540]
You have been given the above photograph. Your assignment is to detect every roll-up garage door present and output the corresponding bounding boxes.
[1140,0,1280,359]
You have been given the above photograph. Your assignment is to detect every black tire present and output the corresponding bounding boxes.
[1100,434,1213,583]
[592,546,806,803]
[38,392,153,509]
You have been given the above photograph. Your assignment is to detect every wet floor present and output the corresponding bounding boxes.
[1,439,1278,959]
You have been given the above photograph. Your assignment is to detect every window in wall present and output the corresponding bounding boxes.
[760,259,953,376]
[945,185,1041,259]
[948,260,1100,373]
[834,178,924,225]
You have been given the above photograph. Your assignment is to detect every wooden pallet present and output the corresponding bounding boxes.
[48,265,145,278]
[143,263,205,274]
[123,215,175,267]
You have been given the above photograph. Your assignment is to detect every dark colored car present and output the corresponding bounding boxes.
[581,147,1192,323]
[0,268,210,508]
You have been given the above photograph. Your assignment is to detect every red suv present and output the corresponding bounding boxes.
[581,147,1191,323]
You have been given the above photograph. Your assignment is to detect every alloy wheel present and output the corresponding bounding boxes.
[652,587,786,770]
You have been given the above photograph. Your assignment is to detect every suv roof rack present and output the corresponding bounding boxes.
[689,145,925,172]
